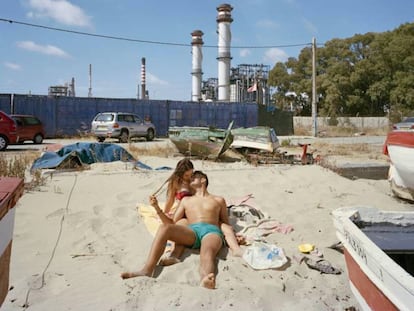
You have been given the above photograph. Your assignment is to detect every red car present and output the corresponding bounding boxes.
[0,110,18,151]
[10,114,46,144]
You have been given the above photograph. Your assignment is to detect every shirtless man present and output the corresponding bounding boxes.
[121,171,228,289]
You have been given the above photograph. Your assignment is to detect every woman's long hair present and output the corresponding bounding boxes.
[152,158,194,208]
[166,158,194,197]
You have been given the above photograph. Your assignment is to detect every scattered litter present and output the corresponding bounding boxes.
[242,242,288,270]
[298,243,314,253]
[304,257,341,274]
[328,241,344,254]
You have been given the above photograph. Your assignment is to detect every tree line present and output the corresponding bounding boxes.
[268,22,414,122]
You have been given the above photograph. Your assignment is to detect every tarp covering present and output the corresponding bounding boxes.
[31,142,136,171]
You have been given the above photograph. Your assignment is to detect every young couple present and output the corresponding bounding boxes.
[121,158,244,289]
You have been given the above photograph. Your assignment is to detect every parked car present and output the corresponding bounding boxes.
[10,114,46,144]
[91,112,156,143]
[0,111,18,151]
[392,117,414,131]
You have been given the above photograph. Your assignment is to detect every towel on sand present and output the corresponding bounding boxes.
[137,203,164,237]
[137,201,179,236]
[241,219,294,242]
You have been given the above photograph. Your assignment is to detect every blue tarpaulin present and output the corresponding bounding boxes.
[30,142,173,171]
[31,142,136,171]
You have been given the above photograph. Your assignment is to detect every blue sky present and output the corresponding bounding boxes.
[1,0,413,100]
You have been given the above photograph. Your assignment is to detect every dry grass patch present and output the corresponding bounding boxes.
[293,125,389,137]
[126,143,178,159]
[0,151,47,190]
[279,140,386,161]
[310,141,386,160]
[317,126,389,137]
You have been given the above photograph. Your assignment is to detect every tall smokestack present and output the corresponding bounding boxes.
[216,3,233,101]
[88,64,92,97]
[141,57,146,100]
[70,77,75,97]
[191,30,204,102]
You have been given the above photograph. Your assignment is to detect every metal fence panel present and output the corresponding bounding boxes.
[1,94,259,138]
[13,95,57,137]
[0,94,11,113]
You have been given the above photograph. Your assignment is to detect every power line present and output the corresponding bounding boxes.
[0,17,311,49]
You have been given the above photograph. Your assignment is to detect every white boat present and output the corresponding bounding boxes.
[332,207,414,311]
[0,177,24,307]
[231,126,279,153]
[383,131,414,201]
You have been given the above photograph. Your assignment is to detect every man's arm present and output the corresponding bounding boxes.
[217,196,230,225]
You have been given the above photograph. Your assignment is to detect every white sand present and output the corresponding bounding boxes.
[3,156,413,311]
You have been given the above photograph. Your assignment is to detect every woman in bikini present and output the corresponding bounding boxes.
[164,158,194,216]
[153,158,244,265]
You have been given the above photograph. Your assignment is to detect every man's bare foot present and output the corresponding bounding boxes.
[120,270,151,279]
[200,273,216,289]
[159,255,181,266]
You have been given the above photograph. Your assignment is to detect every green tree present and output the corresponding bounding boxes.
[267,22,414,119]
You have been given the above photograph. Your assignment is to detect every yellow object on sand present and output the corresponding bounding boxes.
[137,201,179,236]
[298,243,315,253]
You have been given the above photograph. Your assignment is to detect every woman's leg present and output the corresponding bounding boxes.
[159,218,189,266]
[220,222,244,257]
[121,223,195,279]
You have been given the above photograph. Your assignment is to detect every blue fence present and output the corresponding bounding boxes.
[0,94,258,137]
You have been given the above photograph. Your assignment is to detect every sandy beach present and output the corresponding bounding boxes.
[2,152,413,311]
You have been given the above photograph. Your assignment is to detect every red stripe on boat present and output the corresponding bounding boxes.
[344,249,398,311]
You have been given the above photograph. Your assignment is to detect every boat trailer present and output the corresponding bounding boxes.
[242,143,316,165]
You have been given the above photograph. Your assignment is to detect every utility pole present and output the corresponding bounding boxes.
[311,37,318,137]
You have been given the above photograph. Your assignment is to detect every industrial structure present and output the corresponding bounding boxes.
[191,30,204,101]
[88,64,92,97]
[216,3,233,101]
[230,63,270,105]
[200,63,270,105]
[140,57,147,99]
[198,4,271,105]
[48,77,75,97]
[47,3,270,105]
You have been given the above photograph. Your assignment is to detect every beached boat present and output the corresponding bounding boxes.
[332,206,414,311]
[230,126,280,153]
[0,177,24,307]
[168,121,234,160]
[383,131,414,201]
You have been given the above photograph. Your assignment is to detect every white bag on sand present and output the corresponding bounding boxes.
[243,242,288,270]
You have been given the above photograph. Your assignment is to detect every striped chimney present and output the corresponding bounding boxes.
[141,57,146,99]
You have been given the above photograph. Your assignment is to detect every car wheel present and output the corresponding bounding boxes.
[0,135,8,151]
[119,130,129,143]
[146,128,155,141]
[97,137,105,143]
[33,134,43,144]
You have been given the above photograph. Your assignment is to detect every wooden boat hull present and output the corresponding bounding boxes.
[332,207,414,311]
[0,177,24,307]
[383,131,414,201]
[169,121,234,160]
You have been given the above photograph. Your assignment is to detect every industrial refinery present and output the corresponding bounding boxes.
[48,4,271,105]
